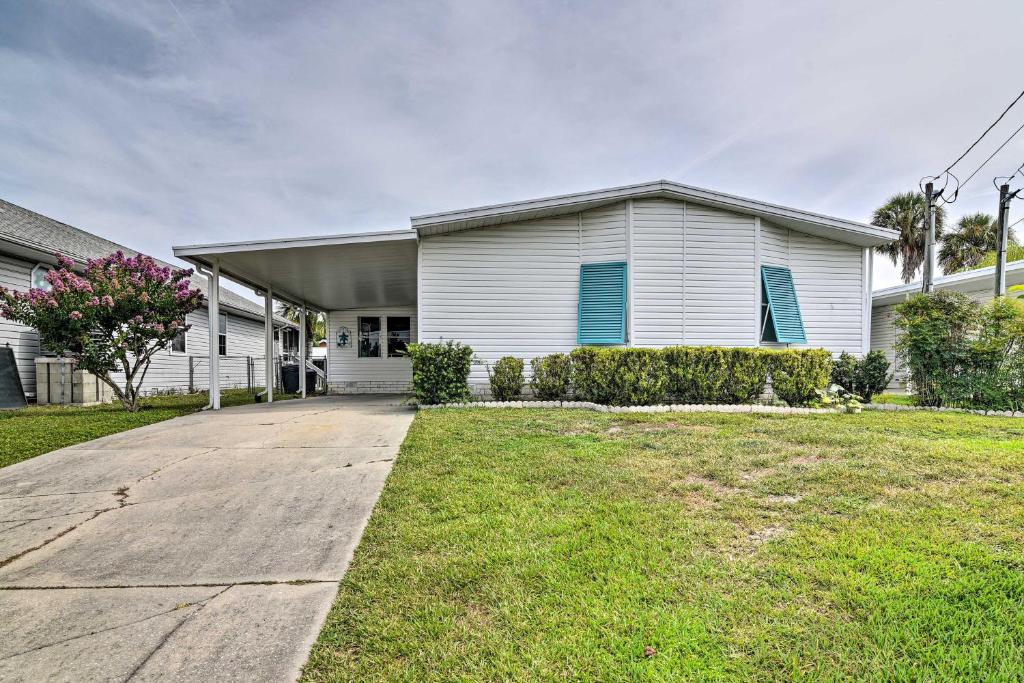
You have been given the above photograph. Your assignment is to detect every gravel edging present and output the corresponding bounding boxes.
[864,403,1024,417]
[418,401,839,415]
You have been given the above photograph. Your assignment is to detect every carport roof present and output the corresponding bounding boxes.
[173,230,418,311]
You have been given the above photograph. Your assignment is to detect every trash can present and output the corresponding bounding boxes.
[305,368,318,392]
[281,364,300,393]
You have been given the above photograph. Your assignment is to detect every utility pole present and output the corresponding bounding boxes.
[995,183,1017,297]
[922,181,936,293]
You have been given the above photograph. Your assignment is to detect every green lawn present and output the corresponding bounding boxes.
[871,392,917,406]
[304,408,1024,682]
[0,388,293,469]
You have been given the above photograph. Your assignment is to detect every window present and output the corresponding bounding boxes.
[577,262,627,345]
[218,313,227,356]
[387,316,411,357]
[358,316,381,357]
[170,329,186,354]
[31,264,53,291]
[760,265,806,344]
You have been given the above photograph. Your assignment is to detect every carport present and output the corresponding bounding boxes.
[173,229,417,408]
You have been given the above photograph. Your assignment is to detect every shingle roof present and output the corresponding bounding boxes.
[0,198,293,326]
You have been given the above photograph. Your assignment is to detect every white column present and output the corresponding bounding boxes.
[208,261,220,410]
[264,286,274,404]
[299,304,307,398]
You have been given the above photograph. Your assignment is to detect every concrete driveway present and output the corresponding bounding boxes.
[0,395,414,682]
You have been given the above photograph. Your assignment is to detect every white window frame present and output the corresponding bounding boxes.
[169,327,188,355]
[31,263,54,291]
[218,312,228,357]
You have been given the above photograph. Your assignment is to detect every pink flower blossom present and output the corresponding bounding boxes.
[101,295,114,307]
[69,310,83,320]
[87,296,100,307]
[133,315,144,324]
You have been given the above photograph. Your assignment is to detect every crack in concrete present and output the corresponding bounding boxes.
[0,578,338,591]
[0,489,118,501]
[133,448,221,484]
[0,509,107,569]
[122,585,233,682]
[0,594,216,662]
[0,507,119,524]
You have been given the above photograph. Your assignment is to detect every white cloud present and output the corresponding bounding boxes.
[2,0,1023,296]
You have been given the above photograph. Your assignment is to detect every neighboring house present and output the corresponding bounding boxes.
[0,199,296,399]
[175,180,896,397]
[871,260,1024,390]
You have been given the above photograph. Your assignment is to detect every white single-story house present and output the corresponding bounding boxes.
[871,260,1024,390]
[173,180,896,405]
[0,198,297,400]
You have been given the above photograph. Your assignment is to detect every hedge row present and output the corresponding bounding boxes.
[410,341,834,407]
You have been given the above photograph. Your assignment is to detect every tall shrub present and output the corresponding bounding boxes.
[969,297,1024,410]
[895,291,976,407]
[0,252,202,412]
[770,349,833,406]
[488,356,524,401]
[530,353,572,400]
[723,348,772,403]
[569,347,608,403]
[407,340,474,404]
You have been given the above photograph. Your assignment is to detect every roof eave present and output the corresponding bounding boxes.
[411,180,897,247]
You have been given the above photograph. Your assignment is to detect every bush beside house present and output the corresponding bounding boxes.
[896,291,1024,410]
[412,341,843,407]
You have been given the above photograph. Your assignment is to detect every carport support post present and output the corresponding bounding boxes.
[208,260,221,410]
[299,304,307,398]
[264,286,274,403]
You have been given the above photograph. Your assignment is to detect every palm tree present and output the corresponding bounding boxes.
[938,213,1019,274]
[275,302,325,345]
[871,191,947,284]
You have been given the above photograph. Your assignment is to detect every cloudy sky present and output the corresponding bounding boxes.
[3,0,1024,297]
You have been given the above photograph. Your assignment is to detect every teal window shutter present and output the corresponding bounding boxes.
[578,262,627,345]
[760,265,806,344]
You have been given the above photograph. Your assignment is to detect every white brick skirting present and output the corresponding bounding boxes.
[864,403,1024,418]
[419,401,841,415]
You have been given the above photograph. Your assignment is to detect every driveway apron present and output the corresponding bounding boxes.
[0,395,414,682]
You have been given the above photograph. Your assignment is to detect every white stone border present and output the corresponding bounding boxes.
[419,400,838,415]
[864,403,1024,418]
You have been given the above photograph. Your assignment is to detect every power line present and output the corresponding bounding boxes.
[940,118,1024,204]
[936,88,1024,176]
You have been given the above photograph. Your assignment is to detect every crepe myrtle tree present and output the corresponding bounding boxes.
[0,252,203,412]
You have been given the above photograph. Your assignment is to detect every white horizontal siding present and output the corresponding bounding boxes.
[789,232,863,354]
[326,306,415,392]
[870,303,904,390]
[419,216,579,386]
[760,221,790,267]
[684,204,756,345]
[632,198,684,346]
[581,202,626,262]
[0,254,39,396]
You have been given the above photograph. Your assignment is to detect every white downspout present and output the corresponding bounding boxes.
[299,304,307,398]
[264,286,274,403]
[208,260,221,410]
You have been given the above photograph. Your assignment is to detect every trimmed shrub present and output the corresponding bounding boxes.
[831,350,892,403]
[488,356,524,401]
[530,353,572,400]
[407,340,473,404]
[569,347,609,404]
[770,349,833,406]
[608,348,667,405]
[569,347,667,405]
[663,347,770,403]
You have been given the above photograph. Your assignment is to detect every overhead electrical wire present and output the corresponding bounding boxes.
[939,118,1024,204]
[936,88,1024,176]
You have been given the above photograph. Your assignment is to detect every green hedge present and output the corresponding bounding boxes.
[530,353,572,400]
[488,356,524,401]
[408,341,473,404]
[770,349,833,407]
[662,347,771,404]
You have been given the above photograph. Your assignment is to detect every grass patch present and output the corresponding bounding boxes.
[872,392,917,406]
[304,409,1024,682]
[0,388,295,468]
